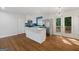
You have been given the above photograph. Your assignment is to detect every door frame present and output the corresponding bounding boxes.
[62,16,74,37]
[55,16,74,37]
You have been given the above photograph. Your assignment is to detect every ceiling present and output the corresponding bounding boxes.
[0,7,79,15]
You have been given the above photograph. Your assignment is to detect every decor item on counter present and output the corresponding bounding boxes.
[28,20,33,26]
[25,20,33,27]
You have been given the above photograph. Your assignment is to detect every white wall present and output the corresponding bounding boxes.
[0,11,26,38]
[17,15,26,34]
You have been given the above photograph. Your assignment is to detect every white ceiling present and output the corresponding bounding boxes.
[0,7,79,15]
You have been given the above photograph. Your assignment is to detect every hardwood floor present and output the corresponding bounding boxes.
[0,33,79,51]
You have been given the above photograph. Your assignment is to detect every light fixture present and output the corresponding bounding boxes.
[58,7,62,15]
[57,7,62,17]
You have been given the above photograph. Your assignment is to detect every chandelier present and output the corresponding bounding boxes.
[57,7,62,17]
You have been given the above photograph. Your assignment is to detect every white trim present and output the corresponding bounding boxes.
[0,33,18,38]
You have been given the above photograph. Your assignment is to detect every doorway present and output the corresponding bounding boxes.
[55,16,72,37]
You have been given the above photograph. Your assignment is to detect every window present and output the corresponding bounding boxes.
[56,18,61,32]
[65,17,72,33]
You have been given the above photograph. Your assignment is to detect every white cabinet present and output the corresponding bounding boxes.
[25,27,46,44]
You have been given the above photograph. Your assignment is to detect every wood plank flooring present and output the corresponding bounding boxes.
[0,33,79,51]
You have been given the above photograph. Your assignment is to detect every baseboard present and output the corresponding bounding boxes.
[0,34,18,38]
[52,33,79,39]
[0,33,25,39]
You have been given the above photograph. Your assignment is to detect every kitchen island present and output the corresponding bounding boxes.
[25,27,46,44]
